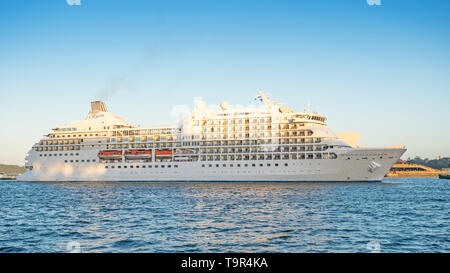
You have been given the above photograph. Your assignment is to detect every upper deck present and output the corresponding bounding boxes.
[30,91,350,158]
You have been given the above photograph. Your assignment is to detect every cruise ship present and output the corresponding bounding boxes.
[17,91,406,182]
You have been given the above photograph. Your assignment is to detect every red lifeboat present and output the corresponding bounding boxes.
[155,150,172,156]
[98,150,122,159]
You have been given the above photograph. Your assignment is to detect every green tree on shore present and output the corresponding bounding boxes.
[406,157,450,170]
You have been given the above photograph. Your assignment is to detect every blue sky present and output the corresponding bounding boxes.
[0,0,449,165]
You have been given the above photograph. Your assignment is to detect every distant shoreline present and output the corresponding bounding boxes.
[0,164,25,175]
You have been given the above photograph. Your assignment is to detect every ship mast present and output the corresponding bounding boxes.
[257,89,294,113]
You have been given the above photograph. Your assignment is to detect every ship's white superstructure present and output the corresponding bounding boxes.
[17,91,406,182]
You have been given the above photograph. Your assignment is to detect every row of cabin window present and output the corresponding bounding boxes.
[50,133,107,138]
[64,159,96,163]
[36,143,105,151]
[200,154,335,160]
[201,118,273,125]
[200,135,313,140]
[39,140,104,146]
[36,147,82,151]
[108,137,319,144]
[201,125,312,131]
[198,119,314,126]
[106,142,324,149]
[40,153,80,157]
[201,127,313,133]
[105,164,178,169]
[49,130,314,142]
[111,128,177,137]
[41,139,82,145]
[199,146,326,153]
[202,163,288,168]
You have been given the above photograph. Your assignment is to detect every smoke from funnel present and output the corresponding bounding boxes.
[96,76,134,101]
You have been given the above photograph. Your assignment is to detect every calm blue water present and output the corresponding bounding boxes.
[0,178,448,253]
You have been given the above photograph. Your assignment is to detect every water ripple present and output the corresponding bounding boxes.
[0,178,449,252]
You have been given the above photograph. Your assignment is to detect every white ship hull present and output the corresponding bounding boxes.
[17,147,405,182]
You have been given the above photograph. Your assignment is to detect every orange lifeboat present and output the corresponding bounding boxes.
[98,150,122,159]
[124,149,152,159]
[155,150,172,156]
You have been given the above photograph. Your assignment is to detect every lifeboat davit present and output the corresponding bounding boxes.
[124,149,152,159]
[98,150,122,159]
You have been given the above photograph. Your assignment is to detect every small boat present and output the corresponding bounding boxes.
[0,172,16,180]
[98,150,122,159]
[438,174,450,180]
[386,160,447,178]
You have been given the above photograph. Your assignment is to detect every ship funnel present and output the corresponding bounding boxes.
[90,101,107,114]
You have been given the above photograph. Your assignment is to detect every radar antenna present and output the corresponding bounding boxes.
[256,89,273,108]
